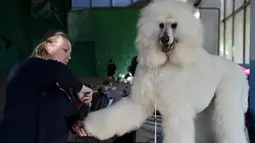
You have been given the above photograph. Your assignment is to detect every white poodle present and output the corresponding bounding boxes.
[83,0,249,143]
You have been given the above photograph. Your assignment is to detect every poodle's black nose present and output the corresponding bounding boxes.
[160,35,170,44]
[171,23,177,29]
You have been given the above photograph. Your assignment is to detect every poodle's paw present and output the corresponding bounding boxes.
[83,112,115,140]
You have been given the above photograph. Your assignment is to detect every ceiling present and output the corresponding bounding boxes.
[72,0,203,10]
[72,0,139,10]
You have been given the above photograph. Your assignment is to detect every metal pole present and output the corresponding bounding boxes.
[110,0,113,7]
[89,0,92,7]
[232,0,235,61]
[243,0,247,64]
[223,0,227,57]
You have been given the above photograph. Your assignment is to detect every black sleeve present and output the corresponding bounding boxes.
[66,112,82,134]
[27,59,83,93]
[66,104,90,134]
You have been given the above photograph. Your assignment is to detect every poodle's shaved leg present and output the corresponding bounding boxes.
[162,105,196,143]
[211,84,248,143]
[83,97,153,140]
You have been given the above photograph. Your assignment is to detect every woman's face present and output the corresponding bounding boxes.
[45,36,72,65]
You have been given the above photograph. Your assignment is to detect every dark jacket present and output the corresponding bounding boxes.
[130,56,138,76]
[107,63,117,77]
[0,58,87,143]
[90,91,109,112]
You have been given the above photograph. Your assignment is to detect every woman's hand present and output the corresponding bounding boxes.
[77,85,93,106]
[72,120,87,137]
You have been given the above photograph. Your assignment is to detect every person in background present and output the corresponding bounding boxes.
[123,66,134,84]
[0,30,93,143]
[90,80,114,111]
[102,80,114,107]
[107,59,117,80]
[129,56,138,76]
[102,80,113,99]
[124,66,133,79]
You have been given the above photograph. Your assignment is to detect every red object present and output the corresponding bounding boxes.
[241,66,250,78]
[76,101,83,106]
[240,66,250,127]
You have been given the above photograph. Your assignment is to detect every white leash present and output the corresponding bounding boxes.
[154,68,158,143]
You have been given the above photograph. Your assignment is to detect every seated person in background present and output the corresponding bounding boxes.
[0,30,93,143]
[102,80,113,99]
[122,86,130,97]
[124,66,134,84]
[124,66,133,79]
[90,80,114,111]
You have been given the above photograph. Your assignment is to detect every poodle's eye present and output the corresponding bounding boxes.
[159,23,165,29]
[171,23,177,29]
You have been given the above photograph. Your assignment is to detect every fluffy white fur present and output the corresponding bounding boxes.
[84,0,249,143]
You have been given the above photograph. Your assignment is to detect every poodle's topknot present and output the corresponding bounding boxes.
[136,0,204,68]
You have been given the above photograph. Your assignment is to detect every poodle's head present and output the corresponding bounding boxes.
[136,0,204,68]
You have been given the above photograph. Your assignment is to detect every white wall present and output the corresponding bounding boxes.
[199,0,221,54]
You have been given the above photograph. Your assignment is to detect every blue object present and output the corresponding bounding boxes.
[107,91,112,98]
[157,136,163,143]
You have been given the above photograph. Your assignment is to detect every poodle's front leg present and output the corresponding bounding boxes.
[83,97,153,140]
[162,105,196,143]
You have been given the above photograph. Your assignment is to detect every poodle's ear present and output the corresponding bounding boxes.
[135,33,167,69]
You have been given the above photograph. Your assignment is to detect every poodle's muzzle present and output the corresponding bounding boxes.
[160,32,177,54]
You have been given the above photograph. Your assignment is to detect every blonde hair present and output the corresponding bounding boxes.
[31,31,72,58]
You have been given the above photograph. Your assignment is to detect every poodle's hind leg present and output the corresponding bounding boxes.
[83,97,153,140]
[212,80,248,143]
[161,104,196,143]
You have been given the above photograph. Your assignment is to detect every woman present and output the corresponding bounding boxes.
[0,30,92,143]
